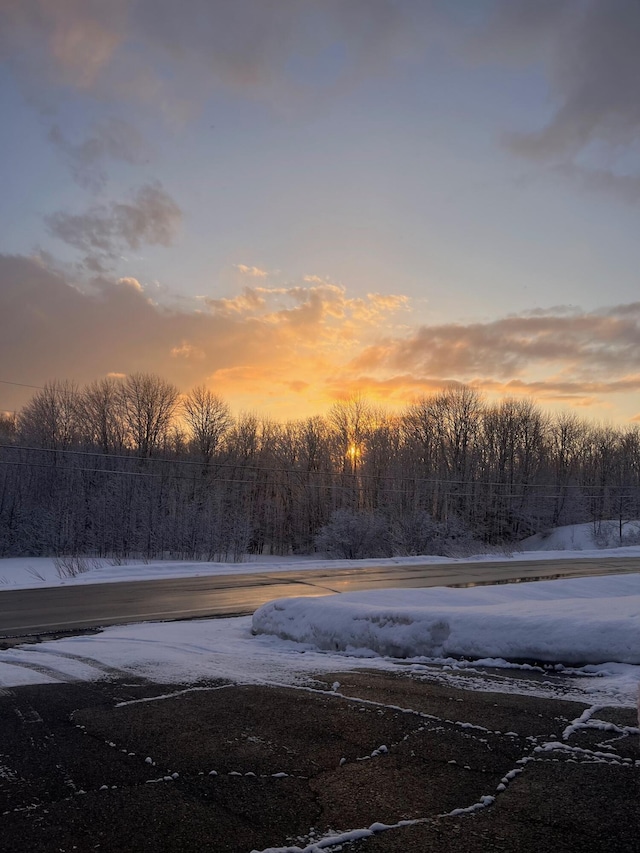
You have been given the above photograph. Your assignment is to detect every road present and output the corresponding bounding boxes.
[0,556,638,638]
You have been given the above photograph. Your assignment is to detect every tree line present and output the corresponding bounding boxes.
[1,375,639,559]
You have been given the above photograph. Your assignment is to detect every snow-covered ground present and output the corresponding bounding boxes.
[520,519,640,551]
[2,520,640,590]
[0,522,639,709]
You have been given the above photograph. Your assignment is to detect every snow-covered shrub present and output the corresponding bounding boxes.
[315,509,392,559]
[392,511,478,557]
[593,520,640,548]
[436,514,478,557]
[391,511,441,556]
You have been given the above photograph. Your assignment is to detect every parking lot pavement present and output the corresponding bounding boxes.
[0,671,638,853]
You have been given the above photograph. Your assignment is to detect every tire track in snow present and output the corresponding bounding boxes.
[26,646,137,681]
[0,656,77,683]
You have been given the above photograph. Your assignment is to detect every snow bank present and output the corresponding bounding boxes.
[3,523,640,590]
[252,574,640,666]
[2,521,640,591]
[520,520,640,551]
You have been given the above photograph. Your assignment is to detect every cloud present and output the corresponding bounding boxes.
[235,264,269,278]
[0,0,434,115]
[117,276,144,292]
[205,282,408,344]
[552,163,640,204]
[2,253,639,420]
[0,254,407,416]
[45,182,181,266]
[0,1,128,93]
[48,118,153,191]
[351,305,640,382]
[170,342,205,361]
[206,287,268,316]
[483,0,640,199]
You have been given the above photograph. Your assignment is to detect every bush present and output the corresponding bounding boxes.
[391,511,440,556]
[315,509,391,559]
[392,511,478,557]
[53,555,94,578]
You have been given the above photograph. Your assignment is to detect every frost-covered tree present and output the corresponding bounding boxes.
[5,375,640,559]
[76,377,127,453]
[0,412,16,444]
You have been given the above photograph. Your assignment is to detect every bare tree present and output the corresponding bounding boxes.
[0,412,16,444]
[182,386,232,465]
[76,377,127,453]
[328,395,372,469]
[17,380,80,449]
[119,373,180,457]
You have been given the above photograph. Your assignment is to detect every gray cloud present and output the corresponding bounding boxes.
[45,182,181,266]
[553,163,640,204]
[5,1,639,202]
[0,254,263,399]
[485,0,640,198]
[0,0,434,114]
[48,118,153,191]
[507,1,640,158]
[351,304,640,383]
[0,254,399,410]
[471,1,576,67]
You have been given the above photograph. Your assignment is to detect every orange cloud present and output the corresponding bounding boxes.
[2,253,640,423]
[235,264,269,278]
[117,276,144,292]
[170,342,205,361]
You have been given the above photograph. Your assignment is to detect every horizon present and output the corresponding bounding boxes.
[3,374,639,435]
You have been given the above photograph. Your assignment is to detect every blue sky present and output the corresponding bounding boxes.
[1,1,640,421]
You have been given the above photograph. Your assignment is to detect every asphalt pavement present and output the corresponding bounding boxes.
[0,668,638,852]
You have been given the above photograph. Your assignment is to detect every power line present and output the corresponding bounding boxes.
[0,379,44,391]
[2,442,628,490]
[0,458,636,502]
[0,459,410,494]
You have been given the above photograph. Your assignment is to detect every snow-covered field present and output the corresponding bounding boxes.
[0,522,639,709]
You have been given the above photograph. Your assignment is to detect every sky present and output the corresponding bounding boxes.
[1,0,640,422]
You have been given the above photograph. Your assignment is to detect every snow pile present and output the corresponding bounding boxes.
[520,520,640,551]
[252,574,640,666]
[0,613,637,709]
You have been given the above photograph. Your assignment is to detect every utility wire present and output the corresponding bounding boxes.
[1,442,630,491]
[0,459,636,502]
[0,379,44,390]
[0,459,440,495]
